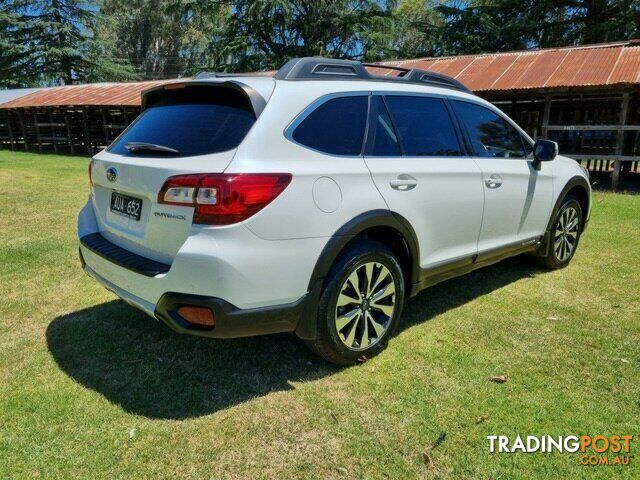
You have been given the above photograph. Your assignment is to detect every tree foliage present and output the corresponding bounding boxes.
[219,0,395,71]
[0,0,135,87]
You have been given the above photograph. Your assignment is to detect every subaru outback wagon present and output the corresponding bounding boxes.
[79,57,591,364]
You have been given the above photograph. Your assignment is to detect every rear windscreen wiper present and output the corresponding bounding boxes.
[124,142,180,155]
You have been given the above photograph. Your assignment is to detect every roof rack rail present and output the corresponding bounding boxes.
[274,57,471,93]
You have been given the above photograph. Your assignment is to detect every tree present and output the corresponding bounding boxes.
[535,0,640,46]
[97,0,232,79]
[0,0,135,87]
[220,0,396,72]
[434,0,640,55]
[0,0,38,87]
[391,0,443,59]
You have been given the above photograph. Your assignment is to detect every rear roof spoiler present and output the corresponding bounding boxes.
[140,80,268,117]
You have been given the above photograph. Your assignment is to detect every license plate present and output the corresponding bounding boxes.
[110,192,142,221]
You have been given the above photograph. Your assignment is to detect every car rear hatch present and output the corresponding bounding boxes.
[88,79,274,265]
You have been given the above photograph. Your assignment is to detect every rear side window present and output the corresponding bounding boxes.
[291,95,368,155]
[385,96,463,156]
[109,87,255,157]
[452,100,526,158]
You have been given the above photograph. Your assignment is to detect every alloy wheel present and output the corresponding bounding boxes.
[554,206,579,262]
[334,262,396,350]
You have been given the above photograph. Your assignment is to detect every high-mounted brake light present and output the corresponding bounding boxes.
[158,173,292,225]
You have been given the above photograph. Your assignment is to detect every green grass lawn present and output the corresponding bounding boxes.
[0,150,638,479]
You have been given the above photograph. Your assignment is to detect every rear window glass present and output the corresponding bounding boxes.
[385,96,463,156]
[109,87,255,157]
[291,95,368,156]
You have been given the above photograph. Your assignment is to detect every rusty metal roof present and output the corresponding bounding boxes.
[384,40,640,92]
[1,40,639,109]
[0,80,175,109]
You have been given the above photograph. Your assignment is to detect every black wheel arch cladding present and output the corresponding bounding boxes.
[295,210,419,340]
[539,175,590,257]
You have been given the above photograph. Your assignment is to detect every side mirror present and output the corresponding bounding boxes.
[533,139,558,163]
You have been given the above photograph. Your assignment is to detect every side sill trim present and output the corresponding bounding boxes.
[414,237,541,292]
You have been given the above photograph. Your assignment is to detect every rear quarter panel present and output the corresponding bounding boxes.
[228,81,388,241]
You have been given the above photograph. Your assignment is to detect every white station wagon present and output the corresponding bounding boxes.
[79,57,591,364]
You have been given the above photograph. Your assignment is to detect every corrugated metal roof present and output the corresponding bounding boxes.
[383,40,640,91]
[0,80,174,109]
[1,41,638,110]
[0,88,43,105]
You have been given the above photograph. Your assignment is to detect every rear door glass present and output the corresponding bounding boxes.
[109,87,255,157]
[366,96,402,156]
[291,95,368,156]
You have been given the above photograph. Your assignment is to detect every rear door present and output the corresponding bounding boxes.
[451,100,553,253]
[364,94,484,270]
[89,83,262,263]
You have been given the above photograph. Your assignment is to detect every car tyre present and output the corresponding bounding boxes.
[305,240,405,365]
[538,195,583,270]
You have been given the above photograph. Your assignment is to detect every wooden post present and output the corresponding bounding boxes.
[49,111,58,153]
[34,112,42,153]
[81,108,92,156]
[541,96,551,139]
[64,109,74,155]
[4,111,15,150]
[612,92,630,191]
[101,108,110,145]
[17,110,29,151]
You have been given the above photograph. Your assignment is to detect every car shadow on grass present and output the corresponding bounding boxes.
[47,256,539,420]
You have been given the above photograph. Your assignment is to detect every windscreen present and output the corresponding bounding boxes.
[109,86,256,157]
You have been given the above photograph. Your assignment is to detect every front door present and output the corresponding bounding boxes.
[364,95,484,270]
[451,100,554,253]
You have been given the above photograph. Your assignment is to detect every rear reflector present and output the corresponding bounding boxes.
[177,306,215,329]
[158,173,292,225]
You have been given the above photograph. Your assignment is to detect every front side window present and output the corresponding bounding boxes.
[291,95,368,156]
[452,100,526,159]
[384,95,464,156]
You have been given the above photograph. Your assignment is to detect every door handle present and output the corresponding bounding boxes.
[390,174,418,191]
[485,174,503,189]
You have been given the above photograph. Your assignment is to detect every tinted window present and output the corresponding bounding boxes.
[292,96,368,155]
[385,96,463,156]
[110,87,255,157]
[367,96,401,156]
[453,100,526,158]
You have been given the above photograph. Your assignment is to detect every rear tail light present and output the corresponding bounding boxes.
[158,173,292,225]
[88,160,93,187]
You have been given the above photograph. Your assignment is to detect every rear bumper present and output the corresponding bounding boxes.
[80,249,308,338]
[154,292,306,338]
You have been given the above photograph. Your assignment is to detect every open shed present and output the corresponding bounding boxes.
[0,81,171,156]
